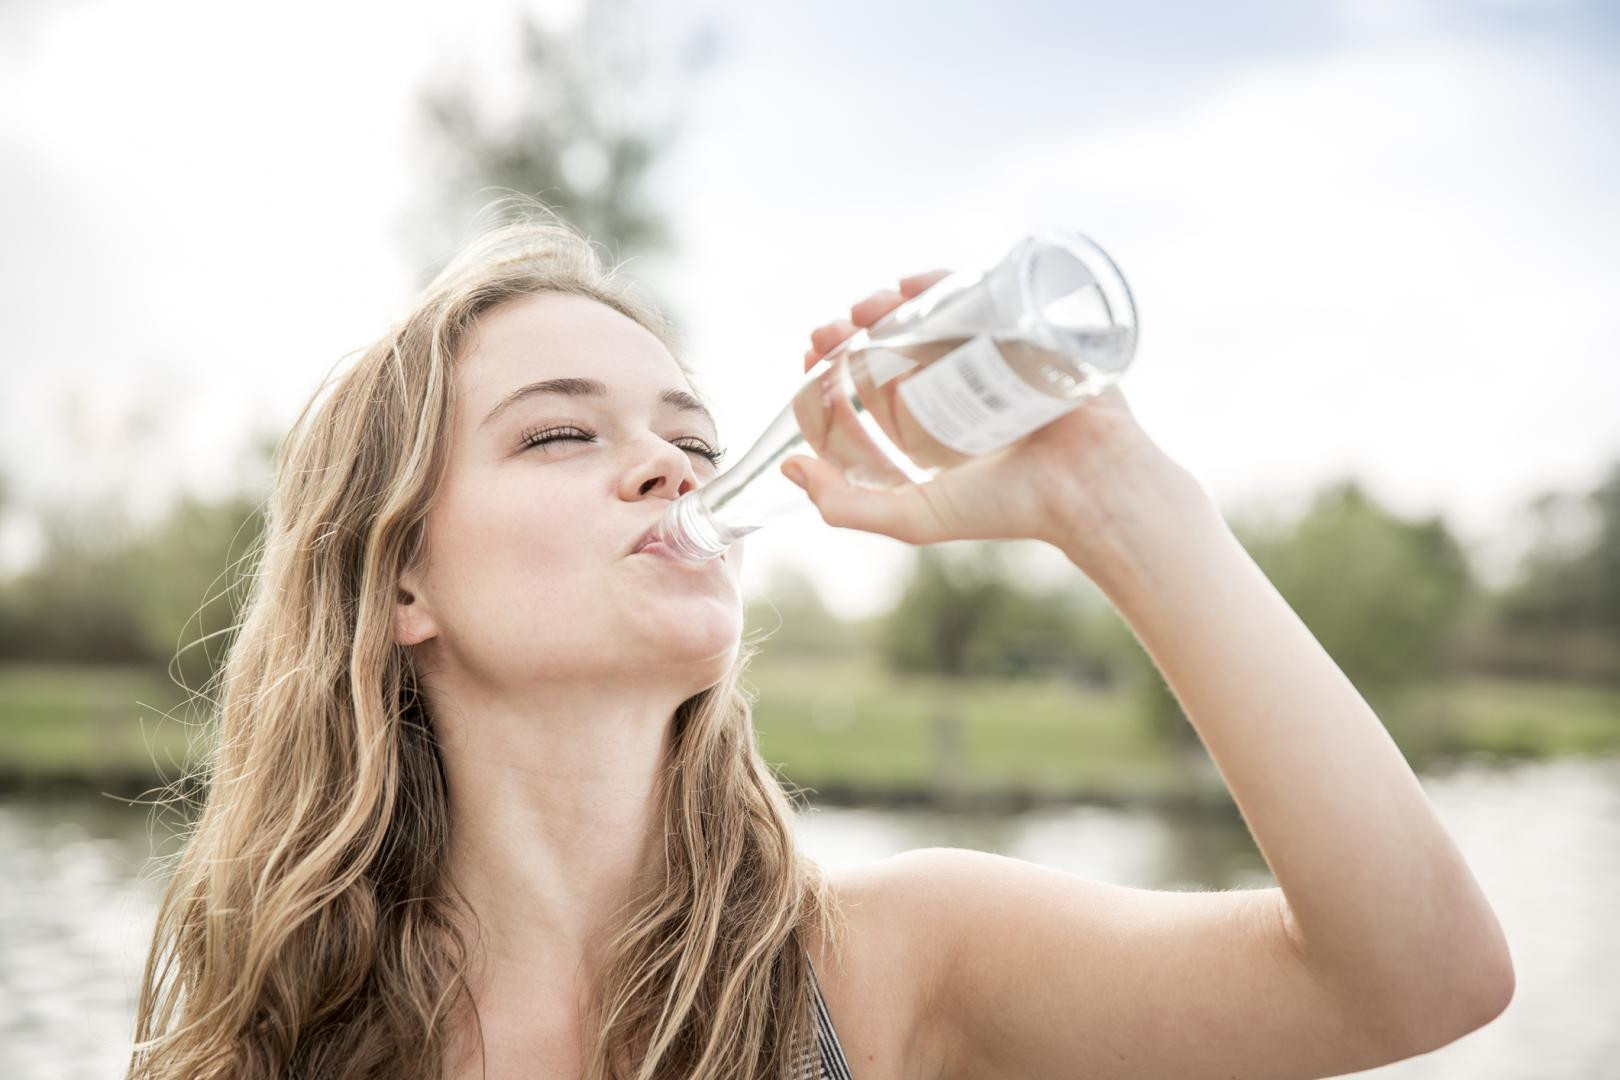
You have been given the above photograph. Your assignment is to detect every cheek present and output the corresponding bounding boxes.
[429,482,599,609]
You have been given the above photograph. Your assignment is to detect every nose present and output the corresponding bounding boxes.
[620,438,698,501]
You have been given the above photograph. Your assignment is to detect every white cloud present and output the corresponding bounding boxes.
[2,2,1612,605]
[1339,0,1585,37]
[928,37,1618,583]
[651,30,1619,610]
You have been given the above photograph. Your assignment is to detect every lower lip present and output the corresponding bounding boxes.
[634,541,722,563]
[635,541,685,560]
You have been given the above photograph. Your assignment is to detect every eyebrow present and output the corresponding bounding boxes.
[480,376,718,434]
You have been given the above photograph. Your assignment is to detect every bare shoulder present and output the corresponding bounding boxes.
[805,851,960,1080]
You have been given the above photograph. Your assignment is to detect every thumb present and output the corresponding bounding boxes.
[779,455,941,545]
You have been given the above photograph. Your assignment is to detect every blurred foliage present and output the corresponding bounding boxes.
[853,479,1489,760]
[1474,462,1620,682]
[4,431,1618,793]
[409,0,722,280]
[743,563,871,659]
[1497,462,1620,628]
[870,541,1117,804]
[1233,478,1480,690]
[0,493,264,691]
[876,541,1113,684]
[1105,478,1485,751]
[5,464,1614,695]
[879,544,1010,678]
[8,654,1619,797]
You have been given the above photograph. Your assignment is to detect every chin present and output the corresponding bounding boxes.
[663,621,744,663]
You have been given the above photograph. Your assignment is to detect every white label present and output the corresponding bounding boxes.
[895,334,1077,456]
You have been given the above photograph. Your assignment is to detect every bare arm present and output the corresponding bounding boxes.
[1059,459,1515,1044]
[791,277,1515,1077]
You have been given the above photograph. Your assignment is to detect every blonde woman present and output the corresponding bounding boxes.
[128,203,1513,1079]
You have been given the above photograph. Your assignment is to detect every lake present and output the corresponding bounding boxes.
[2,754,1616,1078]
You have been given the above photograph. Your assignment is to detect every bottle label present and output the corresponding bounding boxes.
[896,334,1077,456]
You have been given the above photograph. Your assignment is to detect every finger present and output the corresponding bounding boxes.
[807,319,858,360]
[779,455,941,546]
[898,269,952,298]
[850,288,904,328]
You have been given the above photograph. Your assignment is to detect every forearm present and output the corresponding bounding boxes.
[1058,465,1513,1035]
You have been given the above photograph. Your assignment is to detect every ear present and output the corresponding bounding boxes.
[393,569,438,647]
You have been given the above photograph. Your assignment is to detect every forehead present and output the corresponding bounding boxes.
[458,291,690,408]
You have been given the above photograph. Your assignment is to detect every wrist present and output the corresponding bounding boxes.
[1045,449,1223,594]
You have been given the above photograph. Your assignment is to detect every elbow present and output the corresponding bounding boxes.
[1420,898,1517,1050]
[1397,941,1516,1058]
[1466,946,1516,1034]
[1352,907,1516,1063]
[1458,914,1517,1037]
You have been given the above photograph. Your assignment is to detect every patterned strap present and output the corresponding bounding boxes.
[805,954,855,1079]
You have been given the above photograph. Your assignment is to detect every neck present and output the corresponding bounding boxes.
[432,678,683,992]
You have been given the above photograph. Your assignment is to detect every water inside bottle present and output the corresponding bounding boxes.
[788,326,1126,487]
[652,236,1137,561]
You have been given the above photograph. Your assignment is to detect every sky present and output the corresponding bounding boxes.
[1,0,1617,618]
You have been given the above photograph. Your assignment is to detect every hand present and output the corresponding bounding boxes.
[781,270,1205,571]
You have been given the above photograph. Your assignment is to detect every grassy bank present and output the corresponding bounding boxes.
[744,654,1193,806]
[3,659,1618,806]
[0,664,199,785]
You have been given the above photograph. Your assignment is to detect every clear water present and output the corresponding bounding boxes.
[4,755,1617,1078]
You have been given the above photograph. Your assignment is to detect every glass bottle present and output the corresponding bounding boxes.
[652,228,1138,561]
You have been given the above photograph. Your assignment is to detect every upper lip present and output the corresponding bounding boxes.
[629,521,663,555]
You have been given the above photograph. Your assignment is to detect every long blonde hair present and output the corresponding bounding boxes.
[127,199,848,1079]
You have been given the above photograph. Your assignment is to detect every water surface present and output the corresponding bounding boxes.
[3,755,1614,1078]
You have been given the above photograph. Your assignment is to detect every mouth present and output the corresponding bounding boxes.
[628,521,663,557]
[627,520,728,562]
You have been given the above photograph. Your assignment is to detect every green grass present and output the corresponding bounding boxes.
[1404,675,1620,760]
[745,655,1217,802]
[0,663,205,779]
[3,659,1617,799]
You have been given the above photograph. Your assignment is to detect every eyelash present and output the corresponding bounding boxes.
[517,425,727,467]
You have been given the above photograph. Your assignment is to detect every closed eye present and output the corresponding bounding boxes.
[517,425,726,467]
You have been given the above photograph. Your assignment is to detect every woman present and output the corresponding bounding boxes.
[128,204,1513,1079]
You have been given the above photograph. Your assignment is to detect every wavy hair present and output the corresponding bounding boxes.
[127,199,848,1079]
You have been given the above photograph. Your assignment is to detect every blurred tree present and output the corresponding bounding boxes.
[878,541,1111,682]
[0,502,146,664]
[0,492,264,686]
[0,425,277,688]
[877,541,1119,804]
[1104,478,1483,758]
[879,544,1016,679]
[126,492,267,690]
[1475,459,1620,682]
[743,563,864,659]
[1241,481,1479,690]
[408,0,723,280]
[965,585,1114,684]
[1521,462,1617,632]
[878,544,1001,806]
